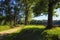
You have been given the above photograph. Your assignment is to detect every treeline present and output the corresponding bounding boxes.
[19,20,60,26]
[30,20,60,26]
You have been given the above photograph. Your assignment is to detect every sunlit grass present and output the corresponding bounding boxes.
[0,25,10,31]
[46,27,60,35]
[24,25,45,29]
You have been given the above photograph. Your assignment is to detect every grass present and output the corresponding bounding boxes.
[2,25,60,40]
[45,27,60,40]
[46,27,60,35]
[0,25,10,31]
[0,25,24,32]
[24,25,45,29]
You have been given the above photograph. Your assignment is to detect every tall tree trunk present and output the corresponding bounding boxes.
[10,16,13,28]
[14,11,18,27]
[14,13,17,26]
[25,10,29,25]
[46,1,54,29]
[10,19,12,27]
[24,0,29,25]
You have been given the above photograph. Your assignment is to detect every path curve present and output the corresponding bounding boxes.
[0,27,23,35]
[0,26,23,40]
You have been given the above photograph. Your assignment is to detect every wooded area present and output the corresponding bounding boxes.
[0,0,60,40]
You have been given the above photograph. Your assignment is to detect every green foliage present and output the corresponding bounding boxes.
[33,0,49,16]
[33,0,60,17]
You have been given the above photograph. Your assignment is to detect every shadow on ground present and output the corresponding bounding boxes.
[2,28,60,40]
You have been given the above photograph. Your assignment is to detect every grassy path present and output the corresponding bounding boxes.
[0,26,23,40]
[0,27,22,35]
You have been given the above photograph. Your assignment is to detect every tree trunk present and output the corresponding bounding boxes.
[10,16,13,28]
[14,14,17,26]
[46,1,54,29]
[25,10,29,25]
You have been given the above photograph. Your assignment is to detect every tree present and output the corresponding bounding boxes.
[33,0,48,16]
[20,0,40,25]
[33,0,60,29]
[0,0,11,25]
[47,0,60,29]
[3,0,21,26]
[0,0,4,25]
[10,0,22,26]
[47,0,57,29]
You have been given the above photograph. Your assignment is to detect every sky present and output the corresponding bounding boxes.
[32,8,60,20]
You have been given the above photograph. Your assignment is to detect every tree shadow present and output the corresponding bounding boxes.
[2,28,60,40]
[12,28,46,40]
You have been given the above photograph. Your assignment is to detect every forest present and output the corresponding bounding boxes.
[0,0,60,40]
